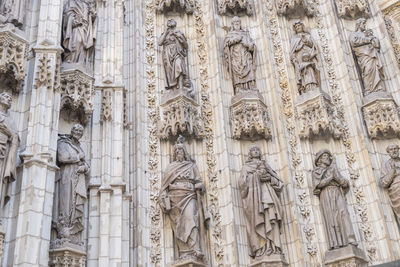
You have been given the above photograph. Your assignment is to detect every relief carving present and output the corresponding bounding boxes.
[335,0,370,20]
[217,0,254,16]
[156,0,195,14]
[159,136,209,264]
[276,0,317,18]
[0,0,26,29]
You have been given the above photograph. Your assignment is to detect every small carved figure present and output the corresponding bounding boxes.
[0,0,25,29]
[223,16,257,94]
[312,150,357,250]
[62,0,97,65]
[159,136,209,262]
[290,20,320,95]
[380,144,400,219]
[239,146,283,258]
[52,124,90,246]
[350,18,386,95]
[157,0,195,14]
[0,92,19,213]
[159,19,194,97]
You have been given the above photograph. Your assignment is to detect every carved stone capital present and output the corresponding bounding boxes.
[249,254,288,267]
[276,0,317,18]
[324,245,368,267]
[230,91,272,140]
[335,0,370,20]
[296,90,342,139]
[49,243,86,267]
[362,92,400,139]
[217,0,254,16]
[159,90,204,139]
[0,24,28,93]
[60,66,94,125]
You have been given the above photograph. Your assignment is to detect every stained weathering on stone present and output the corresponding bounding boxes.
[224,16,257,94]
[290,20,320,95]
[217,0,254,16]
[239,146,283,258]
[52,124,90,247]
[0,0,26,29]
[312,150,357,250]
[350,18,386,96]
[159,136,209,263]
[380,144,400,220]
[156,0,195,14]
[62,0,97,66]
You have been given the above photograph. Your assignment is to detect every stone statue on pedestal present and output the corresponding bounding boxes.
[0,0,25,29]
[0,92,19,214]
[290,20,320,95]
[52,124,90,246]
[62,0,97,65]
[159,136,209,263]
[312,150,357,250]
[239,146,283,258]
[223,16,257,94]
[350,18,385,95]
[380,144,400,220]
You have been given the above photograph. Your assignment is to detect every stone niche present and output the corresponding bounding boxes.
[0,24,29,93]
[295,90,342,139]
[276,0,317,18]
[217,0,254,16]
[334,0,370,20]
[324,245,368,267]
[230,91,272,140]
[362,91,400,139]
[158,89,204,140]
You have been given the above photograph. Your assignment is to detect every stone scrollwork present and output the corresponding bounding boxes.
[334,0,370,20]
[276,0,317,18]
[156,0,195,14]
[217,0,254,16]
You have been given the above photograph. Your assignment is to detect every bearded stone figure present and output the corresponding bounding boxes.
[159,19,194,97]
[0,0,25,29]
[159,136,209,262]
[350,18,386,95]
[62,0,97,66]
[0,92,19,214]
[239,146,283,258]
[312,150,357,250]
[223,16,257,94]
[380,144,400,219]
[52,124,90,246]
[290,20,320,95]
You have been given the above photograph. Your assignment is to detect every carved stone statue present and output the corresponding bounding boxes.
[62,0,97,66]
[0,92,19,214]
[224,16,257,94]
[157,0,195,14]
[290,20,320,95]
[159,19,194,98]
[159,136,209,262]
[239,146,283,258]
[52,124,90,246]
[312,150,357,250]
[380,144,400,219]
[350,18,386,96]
[0,0,26,29]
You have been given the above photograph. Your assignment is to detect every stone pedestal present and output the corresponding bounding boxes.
[324,245,368,267]
[362,92,400,139]
[296,90,342,139]
[168,258,208,267]
[0,24,29,93]
[249,254,289,267]
[49,243,86,267]
[229,90,272,140]
[159,89,204,140]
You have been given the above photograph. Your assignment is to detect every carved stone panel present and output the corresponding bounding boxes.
[49,243,86,267]
[276,0,317,18]
[362,92,400,139]
[230,91,272,140]
[156,0,195,14]
[335,0,370,20]
[0,25,28,93]
[60,67,94,125]
[217,0,254,16]
[159,90,204,140]
[296,90,342,139]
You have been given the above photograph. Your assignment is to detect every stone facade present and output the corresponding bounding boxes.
[0,0,399,267]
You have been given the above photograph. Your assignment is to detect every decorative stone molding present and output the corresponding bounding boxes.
[60,66,94,125]
[0,25,28,93]
[168,257,208,267]
[324,245,368,267]
[158,90,204,139]
[249,254,288,267]
[34,53,53,90]
[296,90,342,139]
[276,0,317,18]
[155,0,195,14]
[384,17,400,69]
[334,0,370,19]
[0,227,4,260]
[49,243,86,267]
[230,91,272,140]
[361,92,400,139]
[101,89,112,121]
[217,0,254,16]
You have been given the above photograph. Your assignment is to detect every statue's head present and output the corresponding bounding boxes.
[315,149,333,167]
[0,92,12,110]
[387,144,400,159]
[70,123,84,141]
[231,16,242,31]
[247,145,262,161]
[167,19,177,29]
[173,135,193,162]
[293,20,305,33]
[355,18,367,31]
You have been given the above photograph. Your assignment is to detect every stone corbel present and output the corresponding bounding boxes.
[0,24,28,93]
[334,0,370,20]
[49,244,86,267]
[276,0,317,18]
[155,0,196,14]
[217,0,254,16]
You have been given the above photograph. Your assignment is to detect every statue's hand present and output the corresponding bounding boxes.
[195,182,205,193]
[77,165,87,174]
